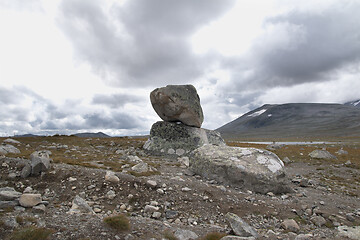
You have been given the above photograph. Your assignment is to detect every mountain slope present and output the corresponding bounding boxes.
[72,132,110,138]
[344,99,360,107]
[217,103,360,140]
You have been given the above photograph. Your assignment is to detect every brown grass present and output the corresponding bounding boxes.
[8,226,54,240]
[200,232,227,240]
[103,214,130,232]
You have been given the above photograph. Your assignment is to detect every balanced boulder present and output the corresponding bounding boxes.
[190,145,290,194]
[150,85,204,127]
[144,121,225,156]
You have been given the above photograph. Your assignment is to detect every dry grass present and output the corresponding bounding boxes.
[8,226,54,240]
[200,232,227,240]
[1,136,148,172]
[103,214,130,232]
[163,230,178,240]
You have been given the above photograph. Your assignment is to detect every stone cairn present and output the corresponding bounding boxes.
[144,84,225,156]
[144,84,290,194]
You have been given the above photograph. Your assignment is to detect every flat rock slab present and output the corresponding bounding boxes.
[190,145,290,194]
[144,121,225,156]
[19,193,42,207]
[150,85,204,127]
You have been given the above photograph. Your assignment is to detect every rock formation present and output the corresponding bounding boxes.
[146,84,223,156]
[146,84,289,194]
[144,121,225,156]
[150,85,204,128]
[190,145,289,194]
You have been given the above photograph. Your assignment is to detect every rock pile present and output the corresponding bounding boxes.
[145,84,289,193]
[145,84,225,156]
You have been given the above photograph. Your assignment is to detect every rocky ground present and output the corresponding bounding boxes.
[0,136,360,240]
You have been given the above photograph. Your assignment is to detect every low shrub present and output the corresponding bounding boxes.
[9,226,54,240]
[103,214,130,232]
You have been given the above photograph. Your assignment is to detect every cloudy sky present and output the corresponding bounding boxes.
[1,0,360,136]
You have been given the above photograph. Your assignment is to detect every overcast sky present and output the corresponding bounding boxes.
[1,0,360,136]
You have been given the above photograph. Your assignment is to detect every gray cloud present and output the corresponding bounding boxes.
[226,2,360,91]
[92,93,142,108]
[0,0,43,12]
[216,1,360,115]
[58,0,234,87]
[84,112,139,129]
[0,87,21,104]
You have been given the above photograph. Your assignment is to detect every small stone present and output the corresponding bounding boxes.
[94,208,102,213]
[68,195,94,214]
[32,204,46,213]
[174,229,199,240]
[0,200,19,208]
[20,164,31,178]
[310,215,326,227]
[178,156,190,167]
[152,212,161,219]
[220,237,256,240]
[295,234,313,240]
[146,180,157,188]
[282,157,291,164]
[68,177,77,182]
[225,212,259,238]
[346,213,355,222]
[345,160,352,166]
[182,187,191,192]
[105,171,120,183]
[4,217,19,229]
[144,205,159,213]
[19,193,42,207]
[165,210,178,219]
[300,179,309,187]
[156,189,164,194]
[106,190,116,200]
[23,187,33,193]
[0,188,22,201]
[150,201,158,206]
[267,192,275,197]
[131,162,149,173]
[8,173,17,179]
[120,204,127,211]
[281,219,300,233]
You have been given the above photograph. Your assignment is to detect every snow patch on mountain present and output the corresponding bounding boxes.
[247,109,267,117]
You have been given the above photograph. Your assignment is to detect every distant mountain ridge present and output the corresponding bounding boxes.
[217,103,360,140]
[72,132,110,138]
[344,99,360,107]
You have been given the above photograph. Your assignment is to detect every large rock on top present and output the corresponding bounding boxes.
[190,145,290,194]
[144,121,225,156]
[150,85,204,128]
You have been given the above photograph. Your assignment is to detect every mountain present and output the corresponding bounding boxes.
[344,99,360,107]
[217,103,360,140]
[14,134,39,137]
[72,132,110,138]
